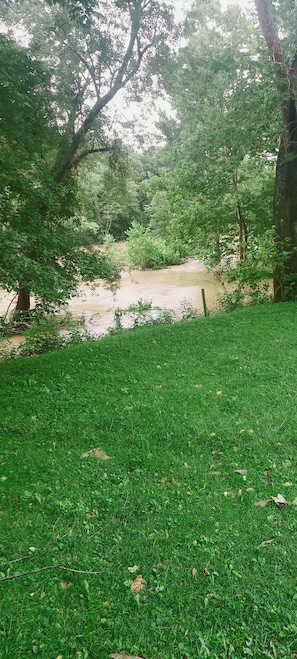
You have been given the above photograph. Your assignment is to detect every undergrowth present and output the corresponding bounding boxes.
[0,313,92,361]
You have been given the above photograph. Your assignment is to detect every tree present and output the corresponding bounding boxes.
[253,0,297,300]
[6,0,174,182]
[0,35,120,313]
[146,1,279,264]
[77,153,144,240]
[1,0,175,310]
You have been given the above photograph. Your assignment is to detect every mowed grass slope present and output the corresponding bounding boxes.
[1,303,297,659]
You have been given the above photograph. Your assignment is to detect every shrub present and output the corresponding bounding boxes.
[109,298,176,333]
[126,222,182,270]
[218,230,275,312]
[0,314,92,360]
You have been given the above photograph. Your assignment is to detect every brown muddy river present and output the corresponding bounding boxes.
[62,259,224,335]
[0,259,226,344]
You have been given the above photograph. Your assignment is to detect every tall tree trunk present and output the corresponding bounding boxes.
[254,0,297,301]
[15,288,30,311]
[273,132,297,300]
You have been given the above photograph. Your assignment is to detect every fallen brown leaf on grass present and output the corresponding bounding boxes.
[109,653,145,659]
[233,469,247,476]
[60,581,72,589]
[131,575,145,593]
[259,539,274,547]
[254,494,288,508]
[81,448,111,460]
[127,565,139,573]
[254,499,270,507]
[208,471,221,476]
[271,493,288,508]
[192,568,197,577]
[203,568,210,576]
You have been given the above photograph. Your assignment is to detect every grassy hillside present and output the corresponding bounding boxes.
[1,303,297,659]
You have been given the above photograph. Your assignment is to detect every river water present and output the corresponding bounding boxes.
[0,259,225,345]
[59,259,224,335]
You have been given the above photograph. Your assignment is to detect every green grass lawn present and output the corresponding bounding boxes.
[1,302,297,659]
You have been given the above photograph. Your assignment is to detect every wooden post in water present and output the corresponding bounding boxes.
[201,288,208,317]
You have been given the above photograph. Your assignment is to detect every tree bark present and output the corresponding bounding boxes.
[15,287,30,311]
[273,131,297,300]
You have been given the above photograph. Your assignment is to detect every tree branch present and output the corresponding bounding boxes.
[254,0,286,75]
[53,2,153,182]
[0,564,102,582]
[68,40,101,99]
[121,43,151,87]
[70,145,111,168]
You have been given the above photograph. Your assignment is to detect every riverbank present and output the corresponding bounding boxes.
[1,302,297,658]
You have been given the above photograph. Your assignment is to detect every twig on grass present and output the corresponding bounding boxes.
[0,565,102,582]
[7,554,32,564]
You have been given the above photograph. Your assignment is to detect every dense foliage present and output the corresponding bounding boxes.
[1,0,297,305]
[0,0,175,310]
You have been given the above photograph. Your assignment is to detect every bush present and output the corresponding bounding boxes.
[218,230,274,312]
[218,228,297,310]
[126,222,182,270]
[17,316,66,357]
[0,313,93,360]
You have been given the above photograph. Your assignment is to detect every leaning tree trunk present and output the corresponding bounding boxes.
[273,129,297,302]
[15,287,30,311]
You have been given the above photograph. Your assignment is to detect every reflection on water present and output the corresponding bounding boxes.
[0,259,226,342]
